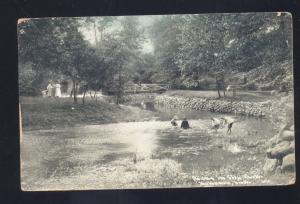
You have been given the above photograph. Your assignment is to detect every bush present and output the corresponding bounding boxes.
[198,77,216,90]
[244,82,258,91]
[19,86,41,96]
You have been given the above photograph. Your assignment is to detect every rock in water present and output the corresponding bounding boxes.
[263,158,278,173]
[267,141,294,159]
[281,153,295,172]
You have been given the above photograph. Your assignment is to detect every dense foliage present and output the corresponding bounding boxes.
[148,13,292,90]
[18,13,293,102]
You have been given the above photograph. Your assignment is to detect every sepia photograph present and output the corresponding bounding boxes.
[18,12,294,191]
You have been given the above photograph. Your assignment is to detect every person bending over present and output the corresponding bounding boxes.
[211,117,221,132]
[171,117,178,126]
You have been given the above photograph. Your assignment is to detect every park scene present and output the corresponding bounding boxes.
[19,13,294,191]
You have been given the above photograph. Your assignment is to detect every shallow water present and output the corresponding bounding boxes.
[21,105,284,190]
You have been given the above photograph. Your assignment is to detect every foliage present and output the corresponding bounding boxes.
[18,13,293,101]
[148,13,292,90]
[101,17,144,103]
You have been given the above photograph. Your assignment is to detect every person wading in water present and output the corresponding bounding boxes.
[221,117,235,134]
[171,116,178,126]
[181,118,190,129]
[211,117,221,132]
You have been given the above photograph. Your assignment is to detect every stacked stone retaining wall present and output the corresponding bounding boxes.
[154,95,271,117]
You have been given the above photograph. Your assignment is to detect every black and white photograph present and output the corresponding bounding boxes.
[18,12,294,191]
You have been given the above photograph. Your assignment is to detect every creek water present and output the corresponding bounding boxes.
[21,104,279,190]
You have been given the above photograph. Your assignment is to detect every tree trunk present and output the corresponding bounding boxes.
[82,86,88,105]
[116,66,123,105]
[217,87,221,98]
[73,78,78,104]
[95,91,98,104]
[216,76,221,98]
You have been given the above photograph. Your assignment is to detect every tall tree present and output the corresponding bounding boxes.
[149,15,185,87]
[102,17,144,104]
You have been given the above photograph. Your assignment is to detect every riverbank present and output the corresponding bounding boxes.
[155,95,271,117]
[21,90,291,130]
[20,97,157,131]
[122,91,276,117]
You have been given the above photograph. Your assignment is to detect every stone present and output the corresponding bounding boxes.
[279,130,294,142]
[267,141,294,159]
[281,153,295,172]
[268,135,279,147]
[275,166,282,174]
[290,125,294,131]
[263,158,278,173]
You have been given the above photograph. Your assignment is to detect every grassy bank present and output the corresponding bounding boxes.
[20,97,155,130]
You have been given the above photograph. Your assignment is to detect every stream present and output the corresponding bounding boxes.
[21,104,280,190]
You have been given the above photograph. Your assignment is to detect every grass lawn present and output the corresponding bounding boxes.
[20,90,278,130]
[163,90,275,102]
[20,96,156,131]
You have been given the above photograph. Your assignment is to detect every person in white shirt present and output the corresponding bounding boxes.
[211,117,221,132]
[46,82,53,97]
[54,83,61,98]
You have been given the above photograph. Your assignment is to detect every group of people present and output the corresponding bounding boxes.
[46,81,61,98]
[170,116,235,134]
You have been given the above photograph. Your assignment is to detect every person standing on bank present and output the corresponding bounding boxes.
[46,82,53,97]
[54,82,61,98]
[181,118,190,129]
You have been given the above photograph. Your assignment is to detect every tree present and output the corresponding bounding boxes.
[18,18,63,95]
[102,17,144,104]
[18,18,106,103]
[149,13,292,92]
[149,15,184,88]
[53,18,100,103]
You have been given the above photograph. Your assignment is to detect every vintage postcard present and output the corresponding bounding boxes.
[19,12,294,191]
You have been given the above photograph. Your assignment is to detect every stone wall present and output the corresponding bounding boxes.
[154,95,271,117]
[263,124,295,173]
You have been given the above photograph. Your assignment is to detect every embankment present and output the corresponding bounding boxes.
[123,94,272,117]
